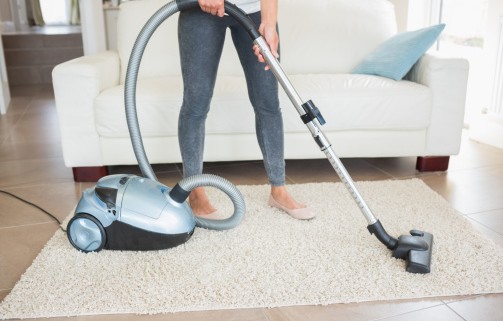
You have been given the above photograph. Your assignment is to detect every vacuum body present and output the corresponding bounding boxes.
[68,175,196,252]
[68,171,245,252]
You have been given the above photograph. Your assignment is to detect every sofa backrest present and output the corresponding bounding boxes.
[117,0,397,82]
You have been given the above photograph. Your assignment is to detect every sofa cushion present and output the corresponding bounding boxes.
[282,74,432,132]
[352,24,446,80]
[94,74,432,138]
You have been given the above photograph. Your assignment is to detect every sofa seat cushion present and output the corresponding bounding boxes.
[94,74,432,138]
[284,74,432,132]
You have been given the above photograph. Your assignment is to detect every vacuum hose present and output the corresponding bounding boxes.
[124,0,252,230]
[173,174,246,230]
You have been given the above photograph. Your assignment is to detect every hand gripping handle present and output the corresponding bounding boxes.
[175,0,261,40]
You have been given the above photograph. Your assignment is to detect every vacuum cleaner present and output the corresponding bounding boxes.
[67,173,245,252]
[69,0,434,274]
[66,0,247,252]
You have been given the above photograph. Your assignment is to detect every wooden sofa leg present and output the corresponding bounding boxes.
[72,166,109,182]
[416,156,450,172]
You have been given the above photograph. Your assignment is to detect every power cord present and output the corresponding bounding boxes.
[0,190,66,232]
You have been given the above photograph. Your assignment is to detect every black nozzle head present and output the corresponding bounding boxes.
[393,230,433,274]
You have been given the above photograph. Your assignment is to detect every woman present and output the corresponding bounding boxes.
[178,0,314,220]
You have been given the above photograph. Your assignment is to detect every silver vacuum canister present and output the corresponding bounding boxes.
[67,174,196,252]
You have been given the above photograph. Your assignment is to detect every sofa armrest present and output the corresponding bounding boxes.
[52,51,120,167]
[406,53,469,156]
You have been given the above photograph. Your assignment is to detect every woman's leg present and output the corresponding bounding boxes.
[178,10,227,215]
[229,13,311,214]
[229,12,284,186]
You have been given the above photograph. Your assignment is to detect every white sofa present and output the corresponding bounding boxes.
[53,0,469,182]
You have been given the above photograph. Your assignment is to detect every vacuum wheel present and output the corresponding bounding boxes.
[67,213,106,252]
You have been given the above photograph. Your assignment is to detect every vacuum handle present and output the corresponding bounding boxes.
[175,0,261,39]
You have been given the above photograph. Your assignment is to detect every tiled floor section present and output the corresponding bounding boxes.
[0,85,502,321]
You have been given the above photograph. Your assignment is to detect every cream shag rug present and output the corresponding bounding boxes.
[1,179,503,319]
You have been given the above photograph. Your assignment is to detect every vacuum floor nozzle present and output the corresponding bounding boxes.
[392,230,433,274]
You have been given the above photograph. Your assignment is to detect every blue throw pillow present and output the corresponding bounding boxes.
[352,24,445,81]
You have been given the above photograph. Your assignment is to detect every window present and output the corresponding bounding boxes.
[40,0,71,25]
[437,0,489,124]
[438,0,487,51]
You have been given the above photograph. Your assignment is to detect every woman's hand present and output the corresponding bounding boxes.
[253,23,279,70]
[198,0,225,17]
[253,0,279,71]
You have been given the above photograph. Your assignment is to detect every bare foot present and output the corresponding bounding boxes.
[270,186,306,210]
[189,187,216,216]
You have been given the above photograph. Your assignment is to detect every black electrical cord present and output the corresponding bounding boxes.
[0,189,66,232]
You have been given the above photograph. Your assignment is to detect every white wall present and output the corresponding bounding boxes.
[485,0,503,116]
[0,0,12,24]
[0,38,10,114]
[78,0,106,55]
[388,0,442,32]
[0,0,11,113]
[8,0,28,31]
[485,0,503,83]
[469,0,503,148]
[0,0,28,32]
[388,0,408,32]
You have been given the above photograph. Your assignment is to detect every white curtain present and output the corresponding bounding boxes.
[30,0,45,26]
[69,0,80,25]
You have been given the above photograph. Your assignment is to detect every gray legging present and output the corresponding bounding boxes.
[177,8,285,186]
